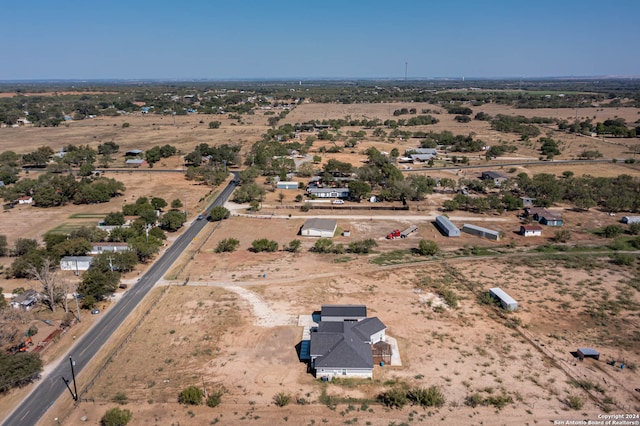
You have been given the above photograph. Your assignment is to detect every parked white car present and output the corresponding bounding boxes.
[332,199,345,205]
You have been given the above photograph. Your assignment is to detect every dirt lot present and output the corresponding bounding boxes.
[57,230,639,425]
[0,103,639,425]
[49,198,640,425]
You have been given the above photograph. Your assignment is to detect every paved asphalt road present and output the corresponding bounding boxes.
[2,176,239,426]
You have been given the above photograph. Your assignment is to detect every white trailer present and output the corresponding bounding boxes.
[400,225,418,238]
[489,287,518,311]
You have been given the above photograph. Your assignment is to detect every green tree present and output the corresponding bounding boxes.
[417,239,439,256]
[408,175,436,200]
[208,121,221,129]
[170,198,183,209]
[312,238,334,253]
[160,211,187,232]
[102,407,132,426]
[552,230,572,243]
[323,159,353,177]
[296,161,316,177]
[348,238,378,254]
[0,235,7,257]
[78,162,95,177]
[13,238,38,257]
[286,239,302,253]
[602,224,623,238]
[232,183,265,203]
[138,207,159,225]
[238,166,260,184]
[151,197,167,211]
[251,238,279,253]
[97,141,119,155]
[209,206,230,221]
[0,352,43,393]
[407,386,446,408]
[380,387,408,409]
[179,386,203,405]
[79,268,120,301]
[50,237,92,258]
[439,178,456,192]
[628,222,640,235]
[103,212,126,226]
[348,180,371,202]
[215,238,240,253]
[129,235,161,263]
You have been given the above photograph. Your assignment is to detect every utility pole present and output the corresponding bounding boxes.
[73,284,81,322]
[62,356,78,401]
[404,62,408,81]
[183,190,188,219]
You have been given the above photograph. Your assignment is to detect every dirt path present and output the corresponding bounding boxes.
[222,284,296,327]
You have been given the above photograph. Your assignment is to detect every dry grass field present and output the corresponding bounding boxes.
[0,102,639,425]
[60,249,640,425]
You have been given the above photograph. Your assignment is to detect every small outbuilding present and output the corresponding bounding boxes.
[577,348,600,361]
[435,216,460,237]
[60,256,94,273]
[489,287,518,311]
[520,225,542,237]
[17,196,33,205]
[621,216,640,224]
[462,224,501,241]
[276,181,300,190]
[301,218,338,238]
[481,171,508,187]
[125,159,146,168]
[539,214,563,227]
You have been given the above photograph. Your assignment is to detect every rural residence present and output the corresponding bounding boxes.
[60,256,94,273]
[307,187,350,199]
[310,305,387,379]
[90,242,130,255]
[10,290,39,310]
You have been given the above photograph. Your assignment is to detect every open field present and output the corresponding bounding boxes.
[54,241,639,425]
[0,101,639,425]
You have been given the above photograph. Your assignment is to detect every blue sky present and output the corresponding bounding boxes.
[2,0,638,80]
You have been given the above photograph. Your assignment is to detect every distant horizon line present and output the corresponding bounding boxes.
[0,75,638,84]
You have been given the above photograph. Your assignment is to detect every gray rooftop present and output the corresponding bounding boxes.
[61,256,94,262]
[307,187,350,195]
[407,148,438,155]
[311,322,374,369]
[302,219,338,233]
[489,288,517,305]
[321,304,366,319]
[351,317,386,341]
[577,348,600,356]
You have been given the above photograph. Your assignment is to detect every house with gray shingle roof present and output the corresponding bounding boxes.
[309,305,386,379]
